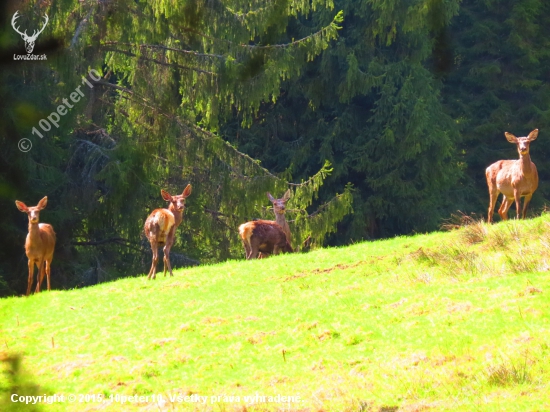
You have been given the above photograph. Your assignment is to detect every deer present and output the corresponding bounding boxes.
[144,184,192,279]
[486,129,539,223]
[255,189,293,259]
[267,190,292,244]
[15,197,56,296]
[11,11,49,54]
[239,220,293,259]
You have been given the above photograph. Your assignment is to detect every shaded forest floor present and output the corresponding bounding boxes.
[2,214,550,411]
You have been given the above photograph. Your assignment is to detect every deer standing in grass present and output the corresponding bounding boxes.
[239,190,294,259]
[267,190,292,245]
[486,129,539,223]
[239,220,293,259]
[15,197,56,296]
[144,184,192,279]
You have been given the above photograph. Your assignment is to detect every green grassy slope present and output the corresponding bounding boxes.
[1,215,550,411]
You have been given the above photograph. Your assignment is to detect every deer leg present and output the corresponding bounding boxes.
[247,246,257,259]
[45,259,51,291]
[522,194,532,219]
[273,245,280,255]
[513,189,522,220]
[487,187,499,223]
[147,242,159,280]
[498,195,511,221]
[162,250,168,277]
[36,258,45,293]
[248,239,259,259]
[163,244,173,277]
[26,260,34,296]
[163,228,175,277]
[242,240,251,259]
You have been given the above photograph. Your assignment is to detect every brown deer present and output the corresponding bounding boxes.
[486,129,538,223]
[267,190,292,244]
[239,220,293,259]
[15,197,56,296]
[144,184,192,279]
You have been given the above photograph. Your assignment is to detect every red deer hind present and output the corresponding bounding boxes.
[267,190,292,245]
[239,220,293,259]
[144,184,192,279]
[486,129,539,223]
[15,196,56,296]
[255,189,293,258]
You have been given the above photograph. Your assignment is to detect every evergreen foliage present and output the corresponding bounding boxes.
[2,0,550,296]
[442,0,550,212]
[0,0,350,295]
[224,0,463,238]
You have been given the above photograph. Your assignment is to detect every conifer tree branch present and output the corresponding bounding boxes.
[180,11,343,50]
[96,80,285,182]
[103,48,217,75]
[101,78,335,191]
[102,42,226,59]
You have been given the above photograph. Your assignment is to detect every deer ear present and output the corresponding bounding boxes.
[283,189,291,201]
[15,201,28,212]
[160,190,172,202]
[528,129,538,141]
[267,192,275,203]
[504,132,517,143]
[182,184,192,198]
[37,196,48,210]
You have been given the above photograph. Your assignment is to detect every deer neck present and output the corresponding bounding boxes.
[519,152,534,174]
[169,204,184,227]
[274,212,287,227]
[275,212,290,241]
[27,221,43,245]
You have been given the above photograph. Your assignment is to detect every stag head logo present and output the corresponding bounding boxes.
[11,11,49,54]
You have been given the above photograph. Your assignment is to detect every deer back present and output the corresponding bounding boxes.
[36,224,56,259]
[239,220,290,252]
[144,209,176,242]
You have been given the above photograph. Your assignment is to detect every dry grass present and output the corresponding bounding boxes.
[414,214,550,280]
[485,353,533,387]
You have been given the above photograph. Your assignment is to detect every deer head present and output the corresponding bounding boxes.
[15,196,48,224]
[267,189,291,215]
[161,184,192,212]
[505,129,538,156]
[12,11,49,54]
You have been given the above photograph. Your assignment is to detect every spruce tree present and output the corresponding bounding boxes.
[442,0,550,215]
[0,0,352,293]
[223,0,463,239]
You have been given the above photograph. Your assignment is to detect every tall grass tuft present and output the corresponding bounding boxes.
[441,211,487,245]
[486,353,532,387]
[504,249,542,274]
[413,244,487,278]
[461,220,488,245]
[486,226,509,250]
[441,211,481,231]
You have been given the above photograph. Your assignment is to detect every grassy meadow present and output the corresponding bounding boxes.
[2,214,550,411]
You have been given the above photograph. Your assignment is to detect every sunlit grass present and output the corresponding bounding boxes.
[2,214,550,411]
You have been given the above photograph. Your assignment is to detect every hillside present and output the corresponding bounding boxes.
[2,215,550,411]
